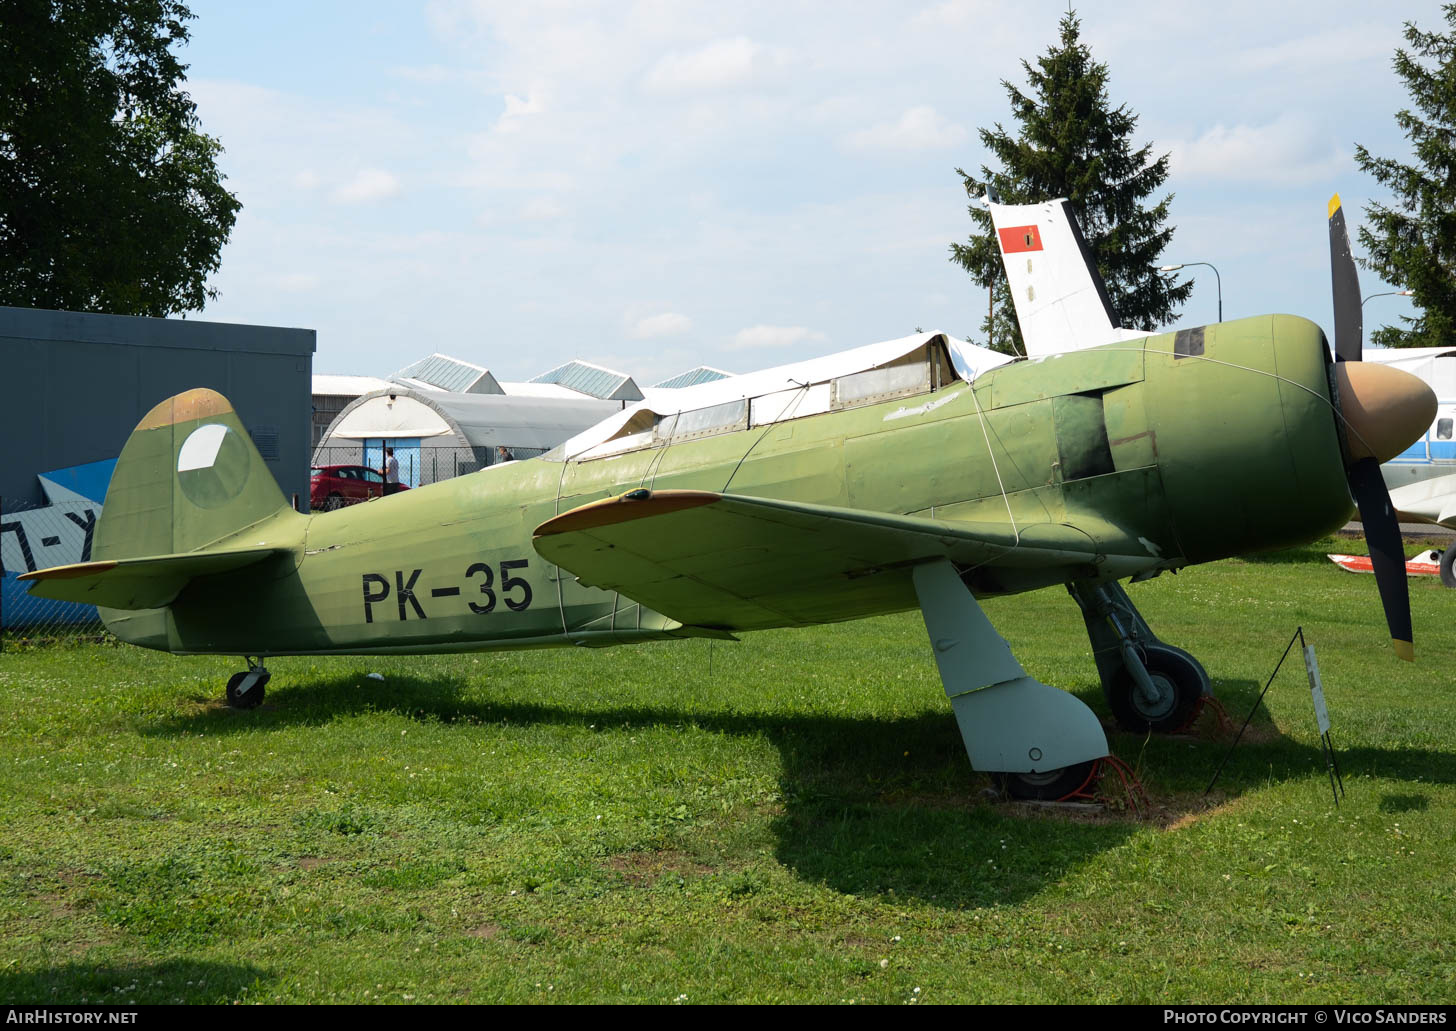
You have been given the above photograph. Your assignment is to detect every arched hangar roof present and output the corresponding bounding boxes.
[316,387,620,453]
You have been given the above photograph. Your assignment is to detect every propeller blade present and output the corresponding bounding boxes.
[1329,194,1364,362]
[1347,456,1414,661]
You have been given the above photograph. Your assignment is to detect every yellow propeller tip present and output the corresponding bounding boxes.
[1328,194,1343,220]
[1393,639,1414,662]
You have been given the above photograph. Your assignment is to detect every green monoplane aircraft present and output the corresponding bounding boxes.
[21,198,1437,799]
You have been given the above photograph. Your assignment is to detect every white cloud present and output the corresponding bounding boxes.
[644,36,787,93]
[496,91,545,133]
[1234,24,1400,73]
[843,106,967,152]
[629,312,693,339]
[190,1,1440,385]
[910,0,995,29]
[1167,116,1346,185]
[520,197,566,220]
[332,169,402,204]
[729,325,828,350]
[190,80,421,213]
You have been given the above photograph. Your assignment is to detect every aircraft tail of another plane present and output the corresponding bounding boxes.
[19,388,301,610]
[987,197,1147,357]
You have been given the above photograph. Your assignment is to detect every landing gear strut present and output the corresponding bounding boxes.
[912,560,1109,789]
[226,657,269,709]
[1068,579,1211,733]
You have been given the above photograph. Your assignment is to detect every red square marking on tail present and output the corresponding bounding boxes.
[998,225,1043,253]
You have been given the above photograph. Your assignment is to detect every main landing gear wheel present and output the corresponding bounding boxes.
[1107,644,1203,734]
[1441,545,1456,589]
[225,668,269,709]
[994,761,1098,801]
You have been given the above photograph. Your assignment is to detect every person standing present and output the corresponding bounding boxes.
[383,446,402,495]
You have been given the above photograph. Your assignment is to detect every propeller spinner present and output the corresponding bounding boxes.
[1327,194,1436,660]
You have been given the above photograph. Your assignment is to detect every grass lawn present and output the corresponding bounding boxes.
[1,536,1453,1004]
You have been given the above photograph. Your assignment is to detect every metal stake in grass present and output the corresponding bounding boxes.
[1205,626,1345,802]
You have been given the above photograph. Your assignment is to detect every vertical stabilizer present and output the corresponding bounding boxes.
[92,388,293,560]
[987,198,1144,356]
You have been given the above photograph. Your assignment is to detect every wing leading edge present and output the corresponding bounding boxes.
[533,489,1140,632]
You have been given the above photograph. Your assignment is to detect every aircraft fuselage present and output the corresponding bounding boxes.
[101,314,1354,657]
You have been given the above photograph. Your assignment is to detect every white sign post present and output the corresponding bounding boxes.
[1302,642,1344,804]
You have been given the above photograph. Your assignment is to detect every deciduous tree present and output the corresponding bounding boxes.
[0,0,240,316]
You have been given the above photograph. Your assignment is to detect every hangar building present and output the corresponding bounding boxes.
[1,305,315,507]
[313,386,620,488]
[311,354,643,488]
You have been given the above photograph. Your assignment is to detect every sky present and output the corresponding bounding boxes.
[178,0,1445,386]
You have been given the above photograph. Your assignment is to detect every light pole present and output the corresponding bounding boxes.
[1362,289,1414,308]
[1158,262,1222,323]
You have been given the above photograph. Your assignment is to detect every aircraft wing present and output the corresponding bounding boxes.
[533,489,1130,631]
[1388,478,1456,529]
[18,547,290,610]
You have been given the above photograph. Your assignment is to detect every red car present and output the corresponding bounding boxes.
[310,465,408,510]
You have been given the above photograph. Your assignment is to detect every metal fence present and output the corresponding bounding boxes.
[309,444,550,508]
[1,495,109,649]
[312,445,485,486]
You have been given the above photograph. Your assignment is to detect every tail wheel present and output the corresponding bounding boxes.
[1441,545,1456,589]
[225,671,268,709]
[994,760,1098,801]
[1106,644,1204,734]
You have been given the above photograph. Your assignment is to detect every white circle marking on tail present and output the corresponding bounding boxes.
[178,424,230,472]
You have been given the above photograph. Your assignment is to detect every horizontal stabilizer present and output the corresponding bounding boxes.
[18,547,288,610]
[533,489,1114,632]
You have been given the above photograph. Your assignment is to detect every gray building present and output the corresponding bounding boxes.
[1,305,316,507]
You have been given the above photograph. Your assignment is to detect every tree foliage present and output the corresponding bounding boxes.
[950,11,1189,355]
[1355,4,1456,349]
[0,0,240,316]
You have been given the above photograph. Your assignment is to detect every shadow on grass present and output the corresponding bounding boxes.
[143,672,1143,904]
[1378,793,1430,813]
[1237,542,1345,566]
[138,669,1456,908]
[0,957,269,1004]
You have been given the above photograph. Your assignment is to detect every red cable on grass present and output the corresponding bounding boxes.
[1053,755,1151,816]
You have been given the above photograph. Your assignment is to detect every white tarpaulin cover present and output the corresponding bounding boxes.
[557,332,1012,459]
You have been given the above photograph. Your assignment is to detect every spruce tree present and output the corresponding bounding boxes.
[950,11,1189,355]
[1355,5,1456,349]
